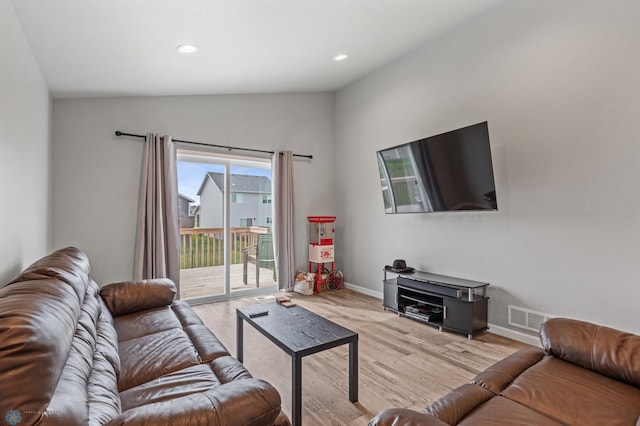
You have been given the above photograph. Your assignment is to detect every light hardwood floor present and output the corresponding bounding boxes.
[191,289,530,426]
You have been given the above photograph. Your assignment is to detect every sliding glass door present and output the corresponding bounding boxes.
[176,149,276,303]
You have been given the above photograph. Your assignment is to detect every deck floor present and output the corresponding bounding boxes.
[179,263,277,299]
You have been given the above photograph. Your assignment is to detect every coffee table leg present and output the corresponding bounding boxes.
[349,337,358,402]
[236,313,243,363]
[292,354,302,426]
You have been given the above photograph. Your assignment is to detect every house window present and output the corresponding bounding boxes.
[266,217,272,224]
[240,217,253,226]
[262,194,272,204]
[231,193,244,203]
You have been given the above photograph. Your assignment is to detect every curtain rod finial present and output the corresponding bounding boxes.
[115,130,122,136]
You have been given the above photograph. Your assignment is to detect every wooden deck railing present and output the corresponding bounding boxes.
[179,226,270,269]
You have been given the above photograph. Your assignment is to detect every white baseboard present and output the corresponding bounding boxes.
[344,281,383,299]
[488,324,541,347]
[344,283,541,347]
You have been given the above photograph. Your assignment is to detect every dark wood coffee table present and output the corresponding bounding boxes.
[236,302,358,426]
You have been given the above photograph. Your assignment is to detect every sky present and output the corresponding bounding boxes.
[177,161,271,203]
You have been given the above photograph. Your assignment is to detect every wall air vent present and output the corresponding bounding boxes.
[508,305,554,333]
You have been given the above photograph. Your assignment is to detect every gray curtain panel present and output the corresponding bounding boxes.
[134,134,180,294]
[272,151,295,291]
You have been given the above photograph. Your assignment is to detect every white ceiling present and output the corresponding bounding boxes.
[10,0,503,99]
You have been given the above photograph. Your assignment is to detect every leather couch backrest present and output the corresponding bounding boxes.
[540,317,640,388]
[9,245,91,302]
[0,247,121,425]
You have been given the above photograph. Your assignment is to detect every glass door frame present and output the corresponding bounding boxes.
[177,147,277,305]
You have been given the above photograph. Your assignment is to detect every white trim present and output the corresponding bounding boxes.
[177,148,272,166]
[185,286,278,306]
[344,281,383,299]
[488,324,541,347]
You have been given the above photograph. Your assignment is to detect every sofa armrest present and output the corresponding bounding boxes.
[369,408,449,426]
[107,379,281,426]
[205,378,283,425]
[540,317,640,387]
[99,278,176,316]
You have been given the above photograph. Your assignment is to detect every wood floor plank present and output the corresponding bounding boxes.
[191,289,530,425]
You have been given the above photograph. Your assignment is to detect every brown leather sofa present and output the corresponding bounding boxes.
[0,247,289,425]
[370,318,640,426]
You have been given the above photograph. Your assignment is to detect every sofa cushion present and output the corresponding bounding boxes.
[119,364,221,411]
[114,305,183,341]
[458,396,562,426]
[100,278,176,316]
[540,318,640,388]
[118,327,201,391]
[114,301,229,391]
[107,379,282,426]
[502,356,640,425]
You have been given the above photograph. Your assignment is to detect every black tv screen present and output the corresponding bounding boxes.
[377,122,497,213]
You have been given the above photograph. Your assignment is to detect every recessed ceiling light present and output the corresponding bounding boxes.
[176,44,199,54]
[334,53,349,61]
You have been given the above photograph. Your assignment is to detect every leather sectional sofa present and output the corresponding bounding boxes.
[370,318,640,425]
[0,247,288,425]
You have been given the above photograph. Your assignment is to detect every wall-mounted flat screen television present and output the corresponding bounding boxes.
[377,121,498,213]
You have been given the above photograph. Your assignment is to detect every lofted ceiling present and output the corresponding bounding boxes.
[10,0,503,99]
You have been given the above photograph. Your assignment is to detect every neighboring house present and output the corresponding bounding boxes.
[189,204,200,228]
[197,172,272,228]
[178,193,195,228]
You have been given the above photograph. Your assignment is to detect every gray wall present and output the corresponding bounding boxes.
[14,0,639,340]
[0,0,51,283]
[52,93,335,284]
[334,0,640,336]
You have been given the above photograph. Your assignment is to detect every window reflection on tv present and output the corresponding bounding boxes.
[377,122,498,213]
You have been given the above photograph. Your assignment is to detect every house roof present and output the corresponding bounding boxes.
[178,193,195,203]
[196,172,271,196]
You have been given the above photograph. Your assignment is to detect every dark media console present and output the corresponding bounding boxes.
[383,269,489,339]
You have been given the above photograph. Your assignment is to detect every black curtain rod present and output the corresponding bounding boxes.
[114,131,313,159]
